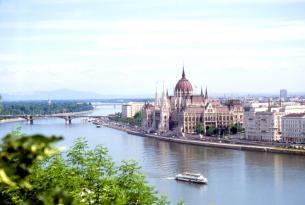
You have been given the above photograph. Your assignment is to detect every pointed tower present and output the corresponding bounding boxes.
[200,86,204,96]
[154,87,160,108]
[159,82,169,133]
[205,86,208,100]
[174,65,193,97]
[153,86,161,131]
[182,65,186,79]
[161,82,167,107]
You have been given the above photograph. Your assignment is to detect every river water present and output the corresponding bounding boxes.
[1,105,305,205]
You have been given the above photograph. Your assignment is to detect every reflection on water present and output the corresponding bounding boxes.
[1,105,305,205]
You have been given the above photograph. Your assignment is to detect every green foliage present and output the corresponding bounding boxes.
[218,126,229,136]
[206,126,217,136]
[230,125,238,135]
[110,111,143,127]
[0,133,171,205]
[133,111,143,126]
[0,131,66,204]
[229,123,243,135]
[0,100,93,115]
[196,123,205,134]
[0,134,62,188]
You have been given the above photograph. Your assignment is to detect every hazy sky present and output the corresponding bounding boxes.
[1,0,305,96]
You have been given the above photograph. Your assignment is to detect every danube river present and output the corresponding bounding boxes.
[1,105,305,205]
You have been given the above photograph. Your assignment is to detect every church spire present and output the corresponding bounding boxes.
[205,86,208,99]
[200,86,204,96]
[154,86,160,107]
[182,65,185,79]
[161,82,168,109]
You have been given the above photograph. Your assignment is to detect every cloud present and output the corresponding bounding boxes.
[1,1,305,94]
[0,54,26,62]
[2,19,305,43]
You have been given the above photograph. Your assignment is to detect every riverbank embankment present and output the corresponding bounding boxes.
[0,118,26,124]
[96,117,305,156]
[126,130,305,156]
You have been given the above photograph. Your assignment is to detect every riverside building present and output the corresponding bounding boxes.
[141,68,244,136]
[122,102,145,118]
[282,113,305,143]
[244,101,305,142]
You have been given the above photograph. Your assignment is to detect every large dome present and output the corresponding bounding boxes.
[175,68,193,93]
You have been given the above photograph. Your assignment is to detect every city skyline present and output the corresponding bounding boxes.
[1,0,305,96]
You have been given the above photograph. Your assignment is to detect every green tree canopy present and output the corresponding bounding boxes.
[206,126,217,136]
[196,123,205,134]
[229,123,243,135]
[0,131,173,205]
[110,111,143,127]
[0,100,93,115]
[133,111,143,126]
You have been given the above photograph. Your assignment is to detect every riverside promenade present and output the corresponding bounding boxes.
[91,117,305,156]
[126,130,305,156]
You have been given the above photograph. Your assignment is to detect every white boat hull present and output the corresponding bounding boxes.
[175,175,208,184]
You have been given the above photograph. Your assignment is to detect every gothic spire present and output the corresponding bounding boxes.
[182,65,185,79]
[205,86,208,99]
[200,86,204,96]
[161,82,168,108]
[154,86,160,107]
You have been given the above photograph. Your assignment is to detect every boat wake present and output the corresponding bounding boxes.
[162,177,175,180]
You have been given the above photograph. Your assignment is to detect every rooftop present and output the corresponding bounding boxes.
[283,113,305,118]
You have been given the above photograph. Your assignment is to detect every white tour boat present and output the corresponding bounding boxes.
[175,172,208,184]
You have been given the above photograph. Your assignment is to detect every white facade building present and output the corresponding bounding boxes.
[122,102,145,118]
[244,102,305,142]
[282,113,305,143]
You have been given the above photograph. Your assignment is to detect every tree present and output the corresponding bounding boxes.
[206,126,217,136]
[196,123,205,134]
[0,100,94,115]
[219,126,229,136]
[0,130,69,205]
[230,125,238,135]
[229,123,243,135]
[133,111,143,126]
[0,131,173,205]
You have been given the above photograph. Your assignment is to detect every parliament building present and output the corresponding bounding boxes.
[141,67,244,136]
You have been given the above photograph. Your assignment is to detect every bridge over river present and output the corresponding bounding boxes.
[0,114,108,124]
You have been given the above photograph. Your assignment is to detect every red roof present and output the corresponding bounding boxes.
[175,78,193,92]
[185,107,205,113]
[174,68,193,92]
[216,107,230,113]
[191,95,205,103]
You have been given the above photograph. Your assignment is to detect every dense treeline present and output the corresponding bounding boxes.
[0,100,94,115]
[109,111,143,127]
[196,123,244,136]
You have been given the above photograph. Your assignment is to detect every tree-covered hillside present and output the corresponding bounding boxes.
[0,100,94,115]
